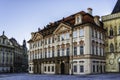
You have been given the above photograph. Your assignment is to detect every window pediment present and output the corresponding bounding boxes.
[53,23,71,34]
[32,33,43,41]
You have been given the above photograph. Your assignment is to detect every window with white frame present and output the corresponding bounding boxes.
[66,33,70,39]
[61,34,64,41]
[73,31,77,38]
[58,35,60,42]
[52,50,54,57]
[80,65,84,72]
[66,48,70,56]
[48,50,50,58]
[80,45,84,55]
[48,38,51,44]
[76,15,82,24]
[62,49,64,56]
[80,29,84,36]
[57,49,60,57]
[74,47,77,56]
[74,65,77,72]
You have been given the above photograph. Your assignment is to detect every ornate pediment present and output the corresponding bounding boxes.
[53,23,71,34]
[32,32,43,41]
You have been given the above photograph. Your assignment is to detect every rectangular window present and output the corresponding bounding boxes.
[48,51,50,58]
[92,45,94,55]
[96,46,98,55]
[73,31,77,38]
[97,65,99,72]
[62,49,64,56]
[66,48,70,56]
[52,66,54,72]
[93,65,95,72]
[80,65,84,72]
[80,29,84,36]
[52,37,54,43]
[92,29,94,37]
[80,46,84,55]
[44,66,46,72]
[58,36,60,42]
[57,49,60,57]
[48,66,50,72]
[74,65,77,72]
[74,47,77,56]
[48,38,51,44]
[45,39,47,45]
[52,50,54,57]
[66,33,70,39]
[95,31,97,38]
[45,52,47,58]
[61,34,64,41]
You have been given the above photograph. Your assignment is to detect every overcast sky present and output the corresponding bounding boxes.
[0,0,117,46]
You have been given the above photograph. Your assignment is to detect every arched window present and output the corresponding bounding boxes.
[110,43,114,52]
[109,27,113,36]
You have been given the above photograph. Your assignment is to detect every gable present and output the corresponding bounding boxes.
[53,23,71,34]
[32,33,43,41]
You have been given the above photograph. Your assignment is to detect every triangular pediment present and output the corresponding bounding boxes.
[53,23,71,34]
[32,32,43,41]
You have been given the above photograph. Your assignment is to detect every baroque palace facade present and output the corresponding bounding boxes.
[0,32,28,73]
[102,0,120,73]
[28,8,106,74]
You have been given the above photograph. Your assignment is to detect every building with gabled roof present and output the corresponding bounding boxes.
[28,8,106,75]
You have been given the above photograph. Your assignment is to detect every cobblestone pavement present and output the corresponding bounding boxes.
[0,73,120,80]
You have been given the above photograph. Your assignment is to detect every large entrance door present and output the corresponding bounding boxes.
[61,63,65,74]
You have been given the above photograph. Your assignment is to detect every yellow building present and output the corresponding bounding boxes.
[28,8,106,75]
[102,0,120,72]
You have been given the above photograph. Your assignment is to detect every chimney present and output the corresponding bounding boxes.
[87,8,92,15]
[94,16,100,26]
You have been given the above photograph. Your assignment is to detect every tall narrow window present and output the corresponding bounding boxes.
[74,47,77,56]
[80,65,84,72]
[80,29,84,36]
[48,38,51,44]
[73,31,77,38]
[93,65,95,72]
[45,51,47,58]
[58,36,60,42]
[52,50,54,57]
[52,37,54,43]
[62,49,64,56]
[48,50,50,58]
[110,43,114,52]
[66,48,70,56]
[80,46,84,55]
[74,65,77,72]
[96,46,98,55]
[92,29,94,37]
[66,33,69,39]
[76,15,82,24]
[61,34,64,41]
[57,49,60,57]
[110,27,113,36]
[92,45,94,55]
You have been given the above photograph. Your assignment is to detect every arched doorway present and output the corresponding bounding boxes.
[61,63,65,74]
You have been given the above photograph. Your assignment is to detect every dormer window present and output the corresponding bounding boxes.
[75,14,82,24]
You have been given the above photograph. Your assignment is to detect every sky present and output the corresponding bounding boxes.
[0,0,117,47]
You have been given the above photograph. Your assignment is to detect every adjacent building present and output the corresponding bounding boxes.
[28,8,106,75]
[0,31,14,73]
[0,32,28,73]
[102,0,120,73]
